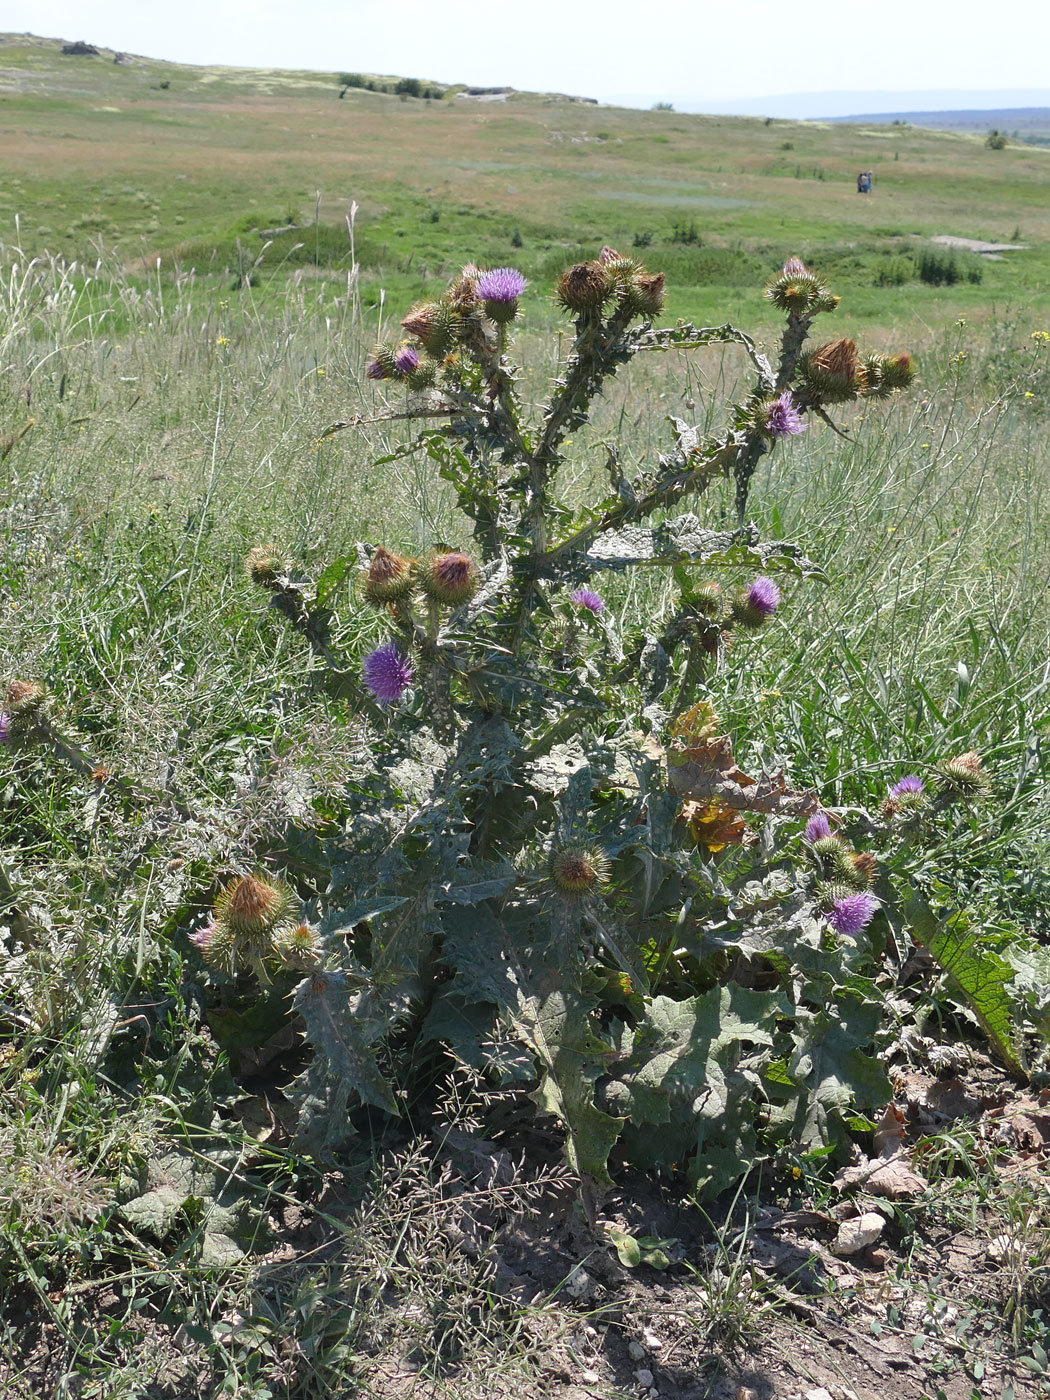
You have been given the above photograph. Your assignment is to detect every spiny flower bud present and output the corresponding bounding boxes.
[245,544,288,588]
[624,271,667,319]
[401,300,442,340]
[550,844,610,900]
[880,351,916,392]
[798,338,865,403]
[273,920,323,969]
[420,550,480,607]
[850,851,879,886]
[937,750,991,798]
[765,268,829,317]
[363,546,415,606]
[4,680,47,740]
[730,576,781,629]
[214,872,298,940]
[191,918,238,976]
[394,344,420,377]
[816,880,858,911]
[812,834,847,860]
[556,261,613,315]
[407,358,439,391]
[366,344,398,380]
[693,581,724,617]
[419,304,460,357]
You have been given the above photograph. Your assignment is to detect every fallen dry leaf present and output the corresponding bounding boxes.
[666,713,818,819]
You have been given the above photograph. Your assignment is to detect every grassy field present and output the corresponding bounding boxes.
[1,33,1049,1400]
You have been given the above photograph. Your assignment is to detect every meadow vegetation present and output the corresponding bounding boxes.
[0,32,1049,1400]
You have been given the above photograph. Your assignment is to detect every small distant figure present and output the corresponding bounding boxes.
[856,171,873,194]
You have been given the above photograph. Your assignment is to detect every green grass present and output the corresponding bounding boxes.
[4,31,1050,331]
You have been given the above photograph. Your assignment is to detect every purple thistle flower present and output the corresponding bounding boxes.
[746,577,781,618]
[782,257,809,277]
[477,267,528,304]
[394,345,419,376]
[765,391,807,439]
[805,812,831,842]
[891,775,925,798]
[0,713,9,746]
[828,891,879,936]
[570,587,606,615]
[189,920,217,951]
[363,642,415,705]
[366,357,388,380]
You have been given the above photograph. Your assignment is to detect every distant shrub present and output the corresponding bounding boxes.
[918,248,983,286]
[874,255,914,287]
[670,219,701,246]
[511,228,524,248]
[337,72,366,95]
[394,77,423,98]
[780,141,794,150]
[651,101,674,111]
[632,230,653,248]
[986,129,1008,150]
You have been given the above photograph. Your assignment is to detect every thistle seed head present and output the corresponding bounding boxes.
[550,844,610,899]
[245,544,288,588]
[6,679,46,716]
[363,546,415,606]
[421,550,480,607]
[799,338,866,403]
[555,261,613,315]
[938,750,991,798]
[215,872,298,939]
[850,851,879,885]
[401,300,442,340]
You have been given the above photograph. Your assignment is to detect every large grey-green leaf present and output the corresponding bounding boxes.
[789,995,891,1147]
[522,986,622,1182]
[579,516,823,577]
[294,971,398,1116]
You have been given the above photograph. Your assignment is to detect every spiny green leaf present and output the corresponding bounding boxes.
[904,885,1025,1077]
[294,971,398,1116]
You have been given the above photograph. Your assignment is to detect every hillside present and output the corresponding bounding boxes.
[2,31,1050,327]
[830,107,1050,142]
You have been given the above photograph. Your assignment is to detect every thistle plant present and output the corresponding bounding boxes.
[234,249,989,1201]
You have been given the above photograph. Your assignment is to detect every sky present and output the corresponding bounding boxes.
[7,0,1050,115]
